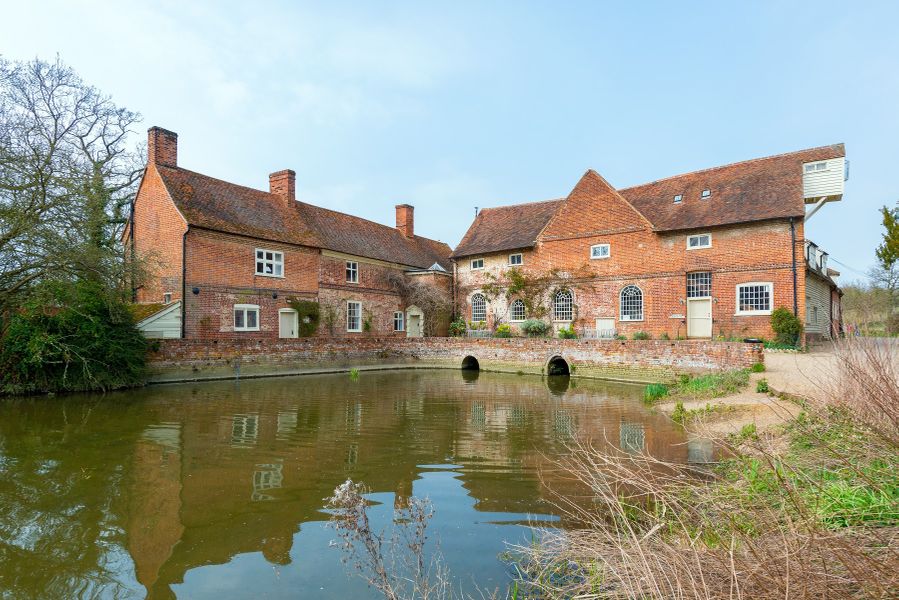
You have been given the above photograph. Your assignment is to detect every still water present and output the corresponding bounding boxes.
[0,370,692,599]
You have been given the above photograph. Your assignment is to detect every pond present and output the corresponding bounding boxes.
[0,370,694,599]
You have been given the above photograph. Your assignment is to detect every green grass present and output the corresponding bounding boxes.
[669,369,750,401]
[671,401,733,425]
[349,368,360,381]
[756,378,769,393]
[643,383,669,403]
[750,362,766,373]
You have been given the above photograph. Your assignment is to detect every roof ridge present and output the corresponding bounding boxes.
[299,201,446,246]
[156,164,277,198]
[478,197,564,212]
[617,143,845,192]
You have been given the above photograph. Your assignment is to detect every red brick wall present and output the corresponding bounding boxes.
[132,164,187,303]
[318,255,406,337]
[148,337,763,383]
[183,229,319,339]
[456,218,808,340]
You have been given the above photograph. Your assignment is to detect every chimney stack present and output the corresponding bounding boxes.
[148,126,178,167]
[269,170,296,203]
[395,204,414,238]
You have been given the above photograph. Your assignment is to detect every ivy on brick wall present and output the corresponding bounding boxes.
[287,298,320,337]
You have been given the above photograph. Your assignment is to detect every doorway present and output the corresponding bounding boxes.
[279,309,298,338]
[686,299,712,338]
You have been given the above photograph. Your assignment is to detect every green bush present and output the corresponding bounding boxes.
[644,383,669,403]
[671,401,687,424]
[557,325,577,339]
[494,323,513,338]
[750,362,766,373]
[449,317,466,337]
[756,378,770,393]
[771,307,803,347]
[287,298,320,337]
[659,332,670,340]
[632,331,651,340]
[520,319,550,338]
[0,281,147,394]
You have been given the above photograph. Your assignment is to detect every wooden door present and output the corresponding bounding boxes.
[279,310,298,338]
[686,299,712,338]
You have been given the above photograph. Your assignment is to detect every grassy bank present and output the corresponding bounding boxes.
[512,341,899,598]
[643,367,751,404]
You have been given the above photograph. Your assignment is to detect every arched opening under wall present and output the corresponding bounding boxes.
[546,355,570,376]
[461,355,480,371]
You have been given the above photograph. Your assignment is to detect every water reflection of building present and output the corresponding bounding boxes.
[122,371,689,597]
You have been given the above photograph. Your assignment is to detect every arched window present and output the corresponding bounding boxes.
[471,293,487,322]
[553,290,573,321]
[509,299,526,322]
[620,285,643,321]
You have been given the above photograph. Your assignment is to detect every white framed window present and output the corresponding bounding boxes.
[590,244,610,260]
[736,282,773,315]
[234,304,260,331]
[510,299,526,322]
[255,249,283,277]
[346,261,358,283]
[346,301,362,332]
[553,290,573,321]
[687,272,712,298]
[673,194,683,204]
[471,293,487,322]
[508,253,523,266]
[687,233,712,249]
[619,285,644,321]
[804,161,828,173]
[700,189,711,199]
[394,311,405,332]
[470,258,484,270]
[163,292,172,304]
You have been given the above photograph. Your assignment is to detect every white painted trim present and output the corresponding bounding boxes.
[735,282,774,316]
[686,233,712,250]
[254,248,285,278]
[346,300,362,332]
[590,243,610,259]
[345,260,359,284]
[470,258,485,270]
[234,304,261,331]
[508,253,523,266]
[393,311,405,332]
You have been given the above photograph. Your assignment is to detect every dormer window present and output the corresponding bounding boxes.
[700,189,711,199]
[673,194,683,204]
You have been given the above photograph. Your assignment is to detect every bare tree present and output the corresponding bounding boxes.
[0,56,143,313]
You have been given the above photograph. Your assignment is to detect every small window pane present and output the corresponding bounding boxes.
[274,264,282,276]
[687,272,712,298]
[256,250,264,259]
[235,310,244,328]
[347,302,361,331]
[394,311,404,331]
[510,299,526,321]
[553,290,573,321]
[247,310,257,328]
[509,254,522,265]
[620,285,643,321]
[471,294,487,322]
[816,162,826,171]
[701,189,711,198]
[805,164,815,173]
[674,194,683,203]
[591,244,610,259]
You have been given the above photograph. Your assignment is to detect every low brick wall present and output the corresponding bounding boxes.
[148,337,763,384]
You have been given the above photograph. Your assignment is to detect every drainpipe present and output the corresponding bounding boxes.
[181,227,189,339]
[790,217,798,316]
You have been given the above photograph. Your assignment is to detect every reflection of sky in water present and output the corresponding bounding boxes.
[174,467,555,599]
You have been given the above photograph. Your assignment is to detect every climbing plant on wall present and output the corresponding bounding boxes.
[287,298,321,337]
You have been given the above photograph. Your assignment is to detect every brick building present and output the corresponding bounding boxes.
[126,127,452,339]
[452,145,846,342]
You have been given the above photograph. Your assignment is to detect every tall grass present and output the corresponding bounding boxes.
[510,339,899,599]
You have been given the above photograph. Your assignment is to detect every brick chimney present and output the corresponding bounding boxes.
[147,126,178,167]
[395,204,414,238]
[269,170,296,203]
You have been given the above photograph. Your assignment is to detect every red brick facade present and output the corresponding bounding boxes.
[127,127,452,340]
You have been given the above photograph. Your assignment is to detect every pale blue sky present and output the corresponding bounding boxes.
[4,1,897,280]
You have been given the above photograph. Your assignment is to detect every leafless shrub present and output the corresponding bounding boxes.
[326,479,450,600]
[387,271,452,336]
[819,337,899,446]
[510,344,899,600]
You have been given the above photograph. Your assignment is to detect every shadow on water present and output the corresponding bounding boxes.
[546,375,571,396]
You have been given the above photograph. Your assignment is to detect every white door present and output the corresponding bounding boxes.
[595,318,615,339]
[687,299,712,338]
[407,315,422,338]
[279,310,298,338]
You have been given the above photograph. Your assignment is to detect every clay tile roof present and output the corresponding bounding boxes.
[618,144,845,232]
[156,165,451,270]
[295,203,453,270]
[451,198,564,259]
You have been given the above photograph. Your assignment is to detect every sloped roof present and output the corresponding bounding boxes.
[296,202,453,270]
[155,165,451,270]
[618,144,845,232]
[451,199,563,258]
